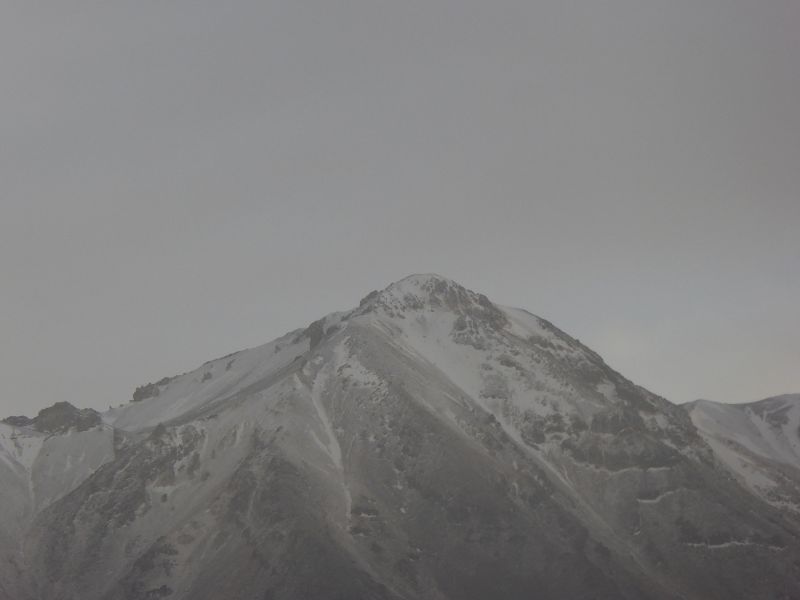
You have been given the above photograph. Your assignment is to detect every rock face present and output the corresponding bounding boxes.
[2,401,101,434]
[2,274,800,600]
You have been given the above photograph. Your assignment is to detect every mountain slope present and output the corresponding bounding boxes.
[0,404,114,599]
[3,275,800,599]
[687,394,800,518]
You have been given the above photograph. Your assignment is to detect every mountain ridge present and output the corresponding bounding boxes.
[1,274,799,600]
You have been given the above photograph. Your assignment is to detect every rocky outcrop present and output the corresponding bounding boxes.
[3,402,102,434]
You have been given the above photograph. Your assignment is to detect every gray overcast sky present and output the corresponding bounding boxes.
[1,1,798,416]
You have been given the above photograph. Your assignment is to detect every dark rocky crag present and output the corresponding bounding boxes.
[3,401,101,434]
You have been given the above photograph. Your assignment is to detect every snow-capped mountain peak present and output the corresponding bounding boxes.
[2,276,799,600]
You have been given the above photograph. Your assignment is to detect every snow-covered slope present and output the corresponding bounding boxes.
[687,395,800,515]
[2,274,800,600]
[0,405,114,599]
[105,326,310,431]
[0,404,114,515]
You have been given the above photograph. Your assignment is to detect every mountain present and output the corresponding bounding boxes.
[1,274,799,600]
[686,395,800,522]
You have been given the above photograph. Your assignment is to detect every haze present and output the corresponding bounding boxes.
[1,1,798,417]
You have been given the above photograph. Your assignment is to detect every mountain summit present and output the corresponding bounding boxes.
[1,275,799,599]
